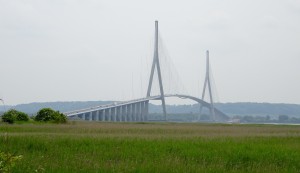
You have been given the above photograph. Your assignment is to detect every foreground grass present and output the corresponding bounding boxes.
[1,122,300,172]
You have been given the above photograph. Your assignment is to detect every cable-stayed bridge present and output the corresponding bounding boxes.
[64,21,229,122]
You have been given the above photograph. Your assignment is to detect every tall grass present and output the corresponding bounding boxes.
[0,122,300,172]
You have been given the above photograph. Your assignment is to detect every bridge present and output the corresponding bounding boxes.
[65,21,229,122]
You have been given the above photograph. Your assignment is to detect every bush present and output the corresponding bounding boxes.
[15,112,29,121]
[0,151,23,173]
[1,109,29,124]
[35,108,67,123]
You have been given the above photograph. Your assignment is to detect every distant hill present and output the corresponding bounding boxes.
[151,103,300,117]
[1,101,300,117]
[0,101,112,115]
[215,102,300,117]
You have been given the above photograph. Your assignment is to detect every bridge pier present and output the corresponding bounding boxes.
[144,101,148,121]
[99,110,104,121]
[109,108,112,121]
[122,105,126,122]
[114,107,117,122]
[106,108,111,121]
[93,111,96,121]
[112,107,116,122]
[131,103,135,122]
[127,104,132,122]
[131,103,135,121]
[138,102,141,121]
[93,111,97,121]
[145,101,149,121]
[113,108,116,121]
[69,100,148,122]
[141,102,144,121]
[141,101,146,121]
[104,109,107,121]
[103,109,107,121]
[89,112,92,121]
[95,111,99,121]
[136,102,140,121]
[135,103,138,121]
[140,102,144,121]
[116,106,121,122]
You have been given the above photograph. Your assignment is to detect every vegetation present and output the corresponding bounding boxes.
[232,114,300,123]
[0,122,300,172]
[0,133,23,173]
[0,151,23,173]
[1,108,67,124]
[2,101,300,118]
[1,109,29,124]
[34,108,67,123]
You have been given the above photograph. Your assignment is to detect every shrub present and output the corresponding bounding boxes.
[1,109,29,124]
[15,112,29,121]
[0,151,22,173]
[35,108,67,123]
[1,113,15,124]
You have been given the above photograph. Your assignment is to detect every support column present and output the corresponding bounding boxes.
[140,102,143,121]
[135,103,139,122]
[132,103,136,121]
[127,104,132,122]
[122,105,126,122]
[145,101,149,121]
[111,108,116,122]
[104,109,108,121]
[141,102,145,122]
[100,110,104,121]
[116,107,121,122]
[106,108,111,121]
[105,108,111,121]
[82,113,86,121]
[96,110,99,121]
[137,102,141,122]
[89,112,92,121]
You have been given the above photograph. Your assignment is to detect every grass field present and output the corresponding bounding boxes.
[1,121,300,172]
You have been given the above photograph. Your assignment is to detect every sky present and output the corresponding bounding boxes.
[0,0,299,105]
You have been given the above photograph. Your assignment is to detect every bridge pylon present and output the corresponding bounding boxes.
[146,21,167,120]
[199,50,216,121]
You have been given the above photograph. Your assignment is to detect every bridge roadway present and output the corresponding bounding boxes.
[64,94,229,122]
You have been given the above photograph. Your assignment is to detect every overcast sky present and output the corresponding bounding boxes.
[0,0,299,105]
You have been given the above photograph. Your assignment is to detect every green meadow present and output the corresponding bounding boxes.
[1,122,300,172]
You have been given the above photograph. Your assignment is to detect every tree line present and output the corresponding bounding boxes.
[1,108,67,124]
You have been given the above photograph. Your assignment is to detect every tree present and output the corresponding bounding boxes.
[1,109,29,124]
[35,108,67,123]
[15,111,29,121]
[278,115,289,122]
